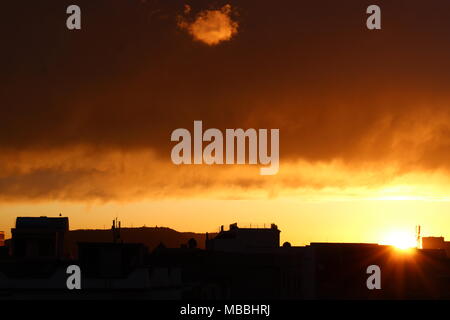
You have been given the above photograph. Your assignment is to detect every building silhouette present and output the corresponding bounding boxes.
[206,223,280,252]
[422,236,450,257]
[11,217,69,259]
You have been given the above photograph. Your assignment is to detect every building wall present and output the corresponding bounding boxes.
[11,217,69,259]
[422,237,445,250]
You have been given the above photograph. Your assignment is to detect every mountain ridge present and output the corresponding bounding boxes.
[64,227,216,255]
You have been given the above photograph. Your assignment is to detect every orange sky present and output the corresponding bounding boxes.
[2,198,450,246]
[2,0,450,245]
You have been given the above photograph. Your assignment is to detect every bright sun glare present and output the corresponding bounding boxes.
[383,231,417,250]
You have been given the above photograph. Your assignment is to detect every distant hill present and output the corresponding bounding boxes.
[65,227,216,257]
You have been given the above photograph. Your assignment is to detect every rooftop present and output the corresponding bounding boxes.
[15,217,69,231]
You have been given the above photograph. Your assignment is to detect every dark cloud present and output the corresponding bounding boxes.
[1,0,450,200]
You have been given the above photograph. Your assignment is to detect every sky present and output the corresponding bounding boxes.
[1,0,450,245]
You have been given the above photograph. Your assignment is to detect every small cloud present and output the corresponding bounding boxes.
[183,4,191,15]
[178,4,238,46]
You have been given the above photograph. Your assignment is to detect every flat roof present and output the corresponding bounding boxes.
[15,217,69,230]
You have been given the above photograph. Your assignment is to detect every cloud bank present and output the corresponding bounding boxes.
[2,0,450,201]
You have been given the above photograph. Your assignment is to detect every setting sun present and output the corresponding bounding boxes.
[382,230,417,250]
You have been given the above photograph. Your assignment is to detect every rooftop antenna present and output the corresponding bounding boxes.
[416,225,421,249]
[112,217,122,243]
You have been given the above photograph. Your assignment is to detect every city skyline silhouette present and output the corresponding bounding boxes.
[1,215,450,299]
